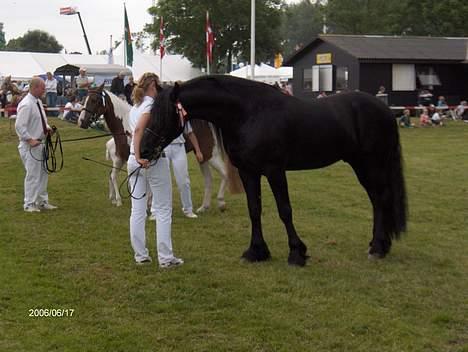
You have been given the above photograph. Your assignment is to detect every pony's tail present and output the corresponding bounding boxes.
[213,126,244,194]
[383,134,408,240]
[226,155,244,194]
[105,146,111,161]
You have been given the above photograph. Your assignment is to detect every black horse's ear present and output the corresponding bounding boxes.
[170,82,180,102]
[98,83,105,92]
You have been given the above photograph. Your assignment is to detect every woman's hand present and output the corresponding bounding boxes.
[137,158,150,168]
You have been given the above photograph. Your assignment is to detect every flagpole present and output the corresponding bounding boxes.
[206,11,210,75]
[250,0,255,80]
[124,39,126,68]
[159,16,164,81]
[123,3,126,68]
[76,11,92,55]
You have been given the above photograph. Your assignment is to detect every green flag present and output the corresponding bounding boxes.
[124,4,133,67]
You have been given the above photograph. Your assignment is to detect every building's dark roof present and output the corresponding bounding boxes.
[285,35,468,65]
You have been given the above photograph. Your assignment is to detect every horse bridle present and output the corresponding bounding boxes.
[143,100,187,161]
[82,90,108,124]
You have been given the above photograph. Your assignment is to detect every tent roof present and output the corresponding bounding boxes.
[230,63,293,82]
[0,51,46,81]
[54,63,131,76]
[112,43,202,82]
[0,48,202,82]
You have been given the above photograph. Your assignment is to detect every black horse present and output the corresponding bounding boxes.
[141,75,407,266]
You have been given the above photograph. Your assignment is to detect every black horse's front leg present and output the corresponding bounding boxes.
[238,169,271,262]
[266,169,308,266]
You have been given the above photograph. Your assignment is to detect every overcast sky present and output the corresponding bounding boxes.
[2,0,302,54]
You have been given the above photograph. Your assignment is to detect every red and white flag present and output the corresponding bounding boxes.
[60,6,76,15]
[205,11,214,64]
[159,16,165,59]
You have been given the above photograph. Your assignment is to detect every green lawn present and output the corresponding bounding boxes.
[0,117,467,352]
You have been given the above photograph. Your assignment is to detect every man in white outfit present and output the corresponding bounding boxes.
[15,77,58,212]
[128,72,183,268]
[164,122,203,218]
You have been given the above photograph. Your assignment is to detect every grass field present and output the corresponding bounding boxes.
[0,117,467,352]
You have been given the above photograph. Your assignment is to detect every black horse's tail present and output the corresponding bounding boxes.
[350,93,407,250]
[383,135,408,240]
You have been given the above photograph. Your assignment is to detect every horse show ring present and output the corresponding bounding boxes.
[1,77,466,350]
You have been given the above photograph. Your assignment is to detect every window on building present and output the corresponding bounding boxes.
[336,66,348,90]
[311,65,333,92]
[303,68,312,90]
[392,64,416,91]
[416,66,441,89]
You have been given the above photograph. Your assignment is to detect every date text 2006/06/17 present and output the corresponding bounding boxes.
[28,308,75,317]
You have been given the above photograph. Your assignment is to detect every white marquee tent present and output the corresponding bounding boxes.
[0,48,202,83]
[229,63,293,84]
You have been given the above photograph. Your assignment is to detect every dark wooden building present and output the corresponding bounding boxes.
[285,35,468,106]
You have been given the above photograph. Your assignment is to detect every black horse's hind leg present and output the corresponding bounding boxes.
[238,169,271,262]
[351,160,392,258]
[266,169,308,266]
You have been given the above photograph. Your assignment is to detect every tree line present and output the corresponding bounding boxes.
[1,0,467,72]
[147,0,468,73]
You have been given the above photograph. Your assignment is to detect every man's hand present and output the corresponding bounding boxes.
[195,150,204,163]
[28,139,41,147]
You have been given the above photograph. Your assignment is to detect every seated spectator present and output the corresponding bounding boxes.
[280,81,292,96]
[399,109,414,128]
[418,89,433,106]
[63,95,82,122]
[431,108,444,126]
[376,85,388,103]
[427,104,436,118]
[419,107,431,127]
[317,91,327,99]
[455,100,467,120]
[436,95,447,107]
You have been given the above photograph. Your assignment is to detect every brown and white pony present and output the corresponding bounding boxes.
[77,84,229,211]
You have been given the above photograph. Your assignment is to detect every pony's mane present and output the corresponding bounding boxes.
[104,90,132,133]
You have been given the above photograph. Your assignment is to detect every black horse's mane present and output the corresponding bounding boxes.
[183,75,282,95]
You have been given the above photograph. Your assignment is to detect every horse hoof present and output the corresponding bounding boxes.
[218,203,226,212]
[368,253,385,260]
[196,206,209,213]
[288,250,308,267]
[111,200,117,205]
[241,245,271,263]
[367,246,387,260]
[116,201,122,207]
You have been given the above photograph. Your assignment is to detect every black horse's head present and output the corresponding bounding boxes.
[141,83,185,160]
[78,83,107,129]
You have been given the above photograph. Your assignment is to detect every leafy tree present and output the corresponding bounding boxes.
[5,30,63,53]
[324,0,468,36]
[280,0,324,58]
[0,23,5,50]
[325,0,403,35]
[145,0,283,73]
[394,0,468,36]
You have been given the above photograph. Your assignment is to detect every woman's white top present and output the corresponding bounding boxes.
[129,95,154,154]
